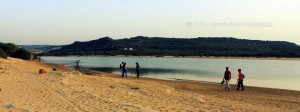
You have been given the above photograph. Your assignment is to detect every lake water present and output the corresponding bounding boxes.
[41,56,300,91]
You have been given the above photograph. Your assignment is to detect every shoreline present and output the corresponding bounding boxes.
[41,57,300,92]
[41,55,300,61]
[93,71,300,111]
[105,72,300,92]
[59,61,300,92]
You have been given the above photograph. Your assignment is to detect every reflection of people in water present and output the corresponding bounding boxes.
[75,60,80,70]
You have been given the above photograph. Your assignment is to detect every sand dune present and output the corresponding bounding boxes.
[0,57,299,112]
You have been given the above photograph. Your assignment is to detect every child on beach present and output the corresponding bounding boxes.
[236,69,244,91]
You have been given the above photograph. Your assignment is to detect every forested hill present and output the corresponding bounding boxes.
[45,36,300,57]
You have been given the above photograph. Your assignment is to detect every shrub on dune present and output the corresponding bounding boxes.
[0,48,8,59]
[12,48,32,60]
[0,42,32,60]
[0,43,18,56]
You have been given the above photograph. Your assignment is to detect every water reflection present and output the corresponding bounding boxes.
[83,67,212,76]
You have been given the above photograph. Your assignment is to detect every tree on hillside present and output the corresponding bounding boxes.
[0,43,18,56]
[0,48,8,59]
[0,42,33,60]
[13,48,32,60]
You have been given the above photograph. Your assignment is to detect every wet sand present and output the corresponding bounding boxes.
[0,57,299,111]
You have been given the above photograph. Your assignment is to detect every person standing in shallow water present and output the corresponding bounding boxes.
[223,67,231,91]
[122,63,128,77]
[136,62,141,78]
[237,69,244,91]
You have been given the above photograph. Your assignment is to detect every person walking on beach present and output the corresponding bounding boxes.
[223,67,232,91]
[122,63,128,77]
[75,60,80,70]
[120,62,124,77]
[136,62,141,78]
[236,69,244,91]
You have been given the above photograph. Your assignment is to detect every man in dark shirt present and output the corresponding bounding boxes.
[120,62,124,77]
[223,67,232,91]
[136,62,141,78]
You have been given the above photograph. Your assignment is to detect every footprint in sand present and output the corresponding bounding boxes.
[196,95,206,103]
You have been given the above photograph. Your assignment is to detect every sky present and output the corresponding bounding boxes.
[0,0,300,45]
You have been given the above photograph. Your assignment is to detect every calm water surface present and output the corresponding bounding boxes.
[41,56,300,91]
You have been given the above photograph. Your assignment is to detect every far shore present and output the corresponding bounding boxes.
[41,55,300,61]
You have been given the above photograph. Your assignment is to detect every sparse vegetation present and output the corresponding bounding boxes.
[0,48,8,59]
[0,42,32,60]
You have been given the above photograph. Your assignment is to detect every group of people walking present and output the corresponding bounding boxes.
[118,63,244,90]
[223,67,244,91]
[119,62,141,78]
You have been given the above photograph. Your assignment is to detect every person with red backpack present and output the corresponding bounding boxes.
[236,69,244,91]
[223,67,231,91]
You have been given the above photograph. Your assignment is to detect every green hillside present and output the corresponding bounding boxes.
[45,36,300,58]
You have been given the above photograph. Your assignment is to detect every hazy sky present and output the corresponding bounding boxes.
[0,0,299,45]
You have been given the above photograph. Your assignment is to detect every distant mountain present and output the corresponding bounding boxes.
[44,36,300,58]
[18,45,63,54]
[18,45,55,49]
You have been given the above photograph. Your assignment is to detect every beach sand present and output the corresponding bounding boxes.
[0,57,299,112]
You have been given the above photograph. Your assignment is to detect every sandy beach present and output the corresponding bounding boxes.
[0,57,300,112]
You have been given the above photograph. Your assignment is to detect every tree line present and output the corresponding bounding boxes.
[43,36,300,58]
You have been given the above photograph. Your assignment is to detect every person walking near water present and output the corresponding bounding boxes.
[122,63,128,77]
[120,62,124,77]
[236,69,244,91]
[75,60,80,70]
[136,62,141,78]
[223,67,232,91]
